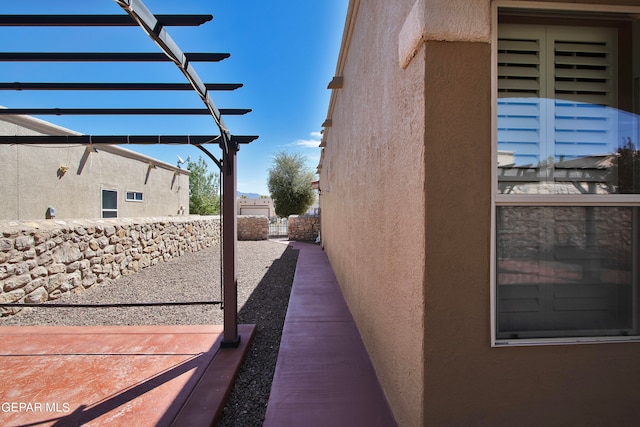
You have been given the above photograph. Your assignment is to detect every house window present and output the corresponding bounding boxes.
[126,191,144,202]
[102,189,118,218]
[494,7,640,343]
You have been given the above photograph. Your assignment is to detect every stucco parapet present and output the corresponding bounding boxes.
[399,0,491,68]
[0,215,219,234]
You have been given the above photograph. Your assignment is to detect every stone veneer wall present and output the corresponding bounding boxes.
[0,216,221,316]
[288,215,320,242]
[237,215,268,241]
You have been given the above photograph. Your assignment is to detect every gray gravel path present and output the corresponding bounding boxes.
[0,239,299,426]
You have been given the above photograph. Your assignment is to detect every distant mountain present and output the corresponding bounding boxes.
[237,191,263,199]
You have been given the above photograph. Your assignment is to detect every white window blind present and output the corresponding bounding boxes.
[498,24,618,170]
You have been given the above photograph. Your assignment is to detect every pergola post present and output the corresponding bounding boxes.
[221,141,240,347]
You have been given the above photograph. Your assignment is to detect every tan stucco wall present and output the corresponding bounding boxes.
[322,0,640,425]
[420,39,495,425]
[422,2,640,426]
[320,1,426,426]
[0,116,189,220]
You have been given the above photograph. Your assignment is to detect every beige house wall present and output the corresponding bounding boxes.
[0,115,189,221]
[321,0,640,426]
[319,1,426,426]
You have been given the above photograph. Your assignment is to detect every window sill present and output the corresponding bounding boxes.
[494,336,640,347]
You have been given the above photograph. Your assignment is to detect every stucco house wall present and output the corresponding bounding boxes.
[319,1,426,426]
[320,1,640,426]
[0,114,189,221]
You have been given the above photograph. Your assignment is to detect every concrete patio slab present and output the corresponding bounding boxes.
[0,324,255,426]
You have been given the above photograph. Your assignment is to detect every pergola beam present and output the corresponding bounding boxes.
[0,134,258,145]
[116,0,231,139]
[0,108,251,116]
[117,0,242,347]
[0,14,213,27]
[0,82,243,91]
[0,1,253,349]
[0,52,229,62]
[221,142,239,347]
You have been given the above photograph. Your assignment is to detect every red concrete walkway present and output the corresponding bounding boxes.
[0,324,255,426]
[264,242,397,427]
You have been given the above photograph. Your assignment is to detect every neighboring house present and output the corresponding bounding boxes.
[303,199,320,216]
[0,114,190,220]
[319,1,640,426]
[237,197,275,217]
[236,195,318,218]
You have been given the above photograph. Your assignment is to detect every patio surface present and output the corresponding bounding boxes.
[0,240,396,426]
[0,323,255,426]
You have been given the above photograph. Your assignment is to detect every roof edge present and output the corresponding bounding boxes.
[0,106,82,136]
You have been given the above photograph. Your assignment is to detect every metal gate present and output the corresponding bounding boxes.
[268,217,288,238]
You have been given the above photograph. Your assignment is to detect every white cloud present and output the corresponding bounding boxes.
[292,131,322,148]
[294,139,321,148]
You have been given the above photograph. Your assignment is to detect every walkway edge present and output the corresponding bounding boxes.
[171,323,256,426]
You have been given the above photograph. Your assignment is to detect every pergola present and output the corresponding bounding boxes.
[0,0,256,347]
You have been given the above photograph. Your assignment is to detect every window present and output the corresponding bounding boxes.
[126,191,144,202]
[494,7,640,344]
[496,206,638,340]
[102,189,118,218]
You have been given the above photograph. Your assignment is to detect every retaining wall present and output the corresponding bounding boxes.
[0,216,221,316]
[288,215,320,242]
[237,215,269,240]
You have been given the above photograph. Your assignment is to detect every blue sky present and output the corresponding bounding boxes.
[0,1,348,195]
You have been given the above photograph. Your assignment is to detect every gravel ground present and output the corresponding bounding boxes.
[0,239,299,426]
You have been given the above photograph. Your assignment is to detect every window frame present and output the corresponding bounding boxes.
[491,1,640,347]
[101,188,118,218]
[125,191,144,202]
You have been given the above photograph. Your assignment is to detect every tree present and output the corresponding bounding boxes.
[267,151,316,217]
[187,156,220,215]
[615,138,640,194]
